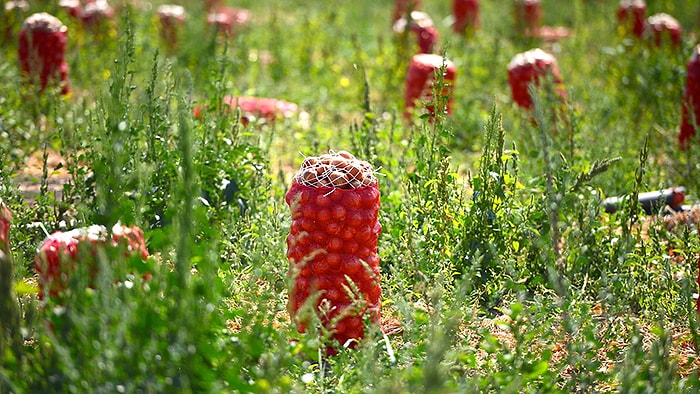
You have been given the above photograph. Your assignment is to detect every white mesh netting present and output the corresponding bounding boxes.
[23,12,66,32]
[293,151,377,189]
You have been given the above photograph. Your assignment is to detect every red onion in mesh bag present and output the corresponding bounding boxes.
[286,151,381,355]
[513,0,541,37]
[452,0,479,35]
[643,13,682,48]
[58,0,82,19]
[680,45,700,150]
[0,201,11,256]
[18,13,70,95]
[0,199,21,345]
[223,96,299,126]
[392,0,423,23]
[35,223,149,301]
[80,0,115,28]
[206,0,223,11]
[2,1,29,40]
[207,7,250,38]
[393,11,439,54]
[617,0,647,38]
[404,54,457,120]
[697,260,700,314]
[157,4,187,52]
[507,48,566,110]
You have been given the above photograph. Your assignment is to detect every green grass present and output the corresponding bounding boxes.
[2,0,700,392]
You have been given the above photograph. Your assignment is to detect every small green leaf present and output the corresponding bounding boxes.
[524,360,549,381]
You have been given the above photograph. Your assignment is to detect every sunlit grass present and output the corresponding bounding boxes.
[2,0,700,392]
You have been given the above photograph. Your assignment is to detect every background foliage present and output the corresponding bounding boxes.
[2,0,700,392]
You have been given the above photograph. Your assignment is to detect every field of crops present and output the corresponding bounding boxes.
[2,0,700,392]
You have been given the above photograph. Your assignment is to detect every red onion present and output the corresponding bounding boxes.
[404,54,457,120]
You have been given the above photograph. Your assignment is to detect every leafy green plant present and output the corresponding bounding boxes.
[2,0,700,391]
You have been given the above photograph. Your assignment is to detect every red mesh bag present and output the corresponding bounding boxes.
[643,13,682,48]
[393,11,439,54]
[392,0,423,23]
[18,13,70,95]
[513,0,541,37]
[2,1,29,40]
[0,199,20,342]
[617,0,647,38]
[286,151,382,355]
[35,223,149,302]
[80,0,115,28]
[58,0,82,19]
[206,0,223,11]
[158,5,186,52]
[697,271,700,314]
[207,7,250,38]
[223,96,299,126]
[404,54,457,120]
[507,48,566,110]
[680,45,700,150]
[0,201,11,256]
[452,0,480,35]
